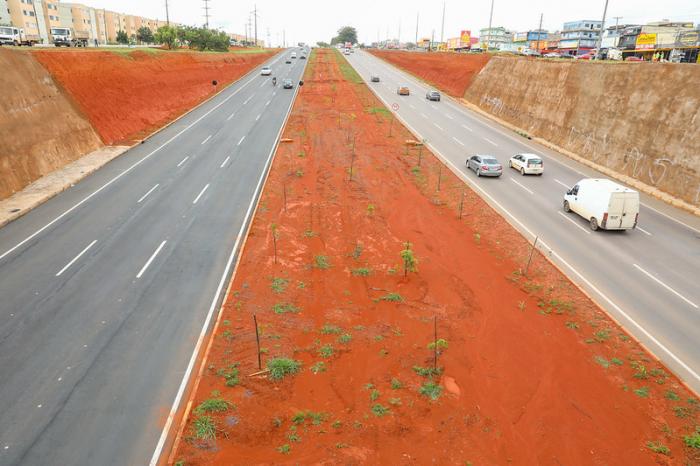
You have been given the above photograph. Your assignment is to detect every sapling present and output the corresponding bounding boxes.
[400,242,417,277]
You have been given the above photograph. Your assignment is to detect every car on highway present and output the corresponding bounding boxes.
[467,155,502,177]
[285,58,292,64]
[371,75,380,82]
[260,66,272,76]
[282,78,294,89]
[300,54,307,59]
[426,90,441,101]
[291,52,297,59]
[508,153,543,175]
[563,178,639,231]
[397,85,410,96]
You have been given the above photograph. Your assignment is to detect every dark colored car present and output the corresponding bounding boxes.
[285,58,292,64]
[371,75,380,82]
[283,78,294,89]
[426,90,441,101]
[300,55,307,59]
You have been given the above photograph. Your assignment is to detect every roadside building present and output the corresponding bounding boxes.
[559,19,602,56]
[0,0,12,26]
[479,26,512,50]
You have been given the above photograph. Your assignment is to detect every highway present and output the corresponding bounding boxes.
[346,50,700,393]
[0,48,306,466]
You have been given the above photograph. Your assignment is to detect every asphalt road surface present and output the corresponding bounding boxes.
[0,48,306,466]
[346,50,700,394]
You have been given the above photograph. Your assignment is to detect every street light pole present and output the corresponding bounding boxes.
[440,1,446,44]
[595,0,610,58]
[415,11,419,46]
[165,0,170,26]
[536,12,543,52]
[486,0,495,51]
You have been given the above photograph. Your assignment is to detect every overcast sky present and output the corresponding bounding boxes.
[84,0,700,46]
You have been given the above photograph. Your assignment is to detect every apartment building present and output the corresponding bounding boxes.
[2,0,164,44]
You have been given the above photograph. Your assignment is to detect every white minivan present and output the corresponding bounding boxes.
[563,178,639,231]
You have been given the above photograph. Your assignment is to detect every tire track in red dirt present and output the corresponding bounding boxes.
[172,49,699,466]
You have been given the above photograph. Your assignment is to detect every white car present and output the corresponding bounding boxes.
[261,66,272,76]
[509,153,543,175]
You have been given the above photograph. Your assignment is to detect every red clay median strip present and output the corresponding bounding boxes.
[170,48,700,465]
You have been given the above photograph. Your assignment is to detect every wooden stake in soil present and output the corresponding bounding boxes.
[388,115,394,138]
[283,183,287,212]
[433,316,438,372]
[253,314,262,370]
[437,165,442,191]
[458,190,465,219]
[271,224,278,264]
[524,236,539,277]
[349,135,357,181]
[418,140,424,167]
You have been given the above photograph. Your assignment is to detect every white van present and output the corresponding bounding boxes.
[563,178,639,231]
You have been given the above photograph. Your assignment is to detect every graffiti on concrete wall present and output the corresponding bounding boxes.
[567,126,700,205]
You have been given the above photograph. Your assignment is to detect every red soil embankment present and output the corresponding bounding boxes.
[0,49,102,200]
[33,49,275,145]
[370,50,490,97]
[172,49,700,465]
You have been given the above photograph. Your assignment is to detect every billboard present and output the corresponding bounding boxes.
[636,33,657,50]
[460,30,471,43]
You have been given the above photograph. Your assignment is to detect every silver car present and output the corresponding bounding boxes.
[467,155,502,177]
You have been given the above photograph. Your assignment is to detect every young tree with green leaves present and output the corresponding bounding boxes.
[116,30,129,45]
[136,26,154,44]
[154,25,178,49]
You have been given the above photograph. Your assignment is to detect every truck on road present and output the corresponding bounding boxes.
[563,178,639,231]
[50,27,89,47]
[0,26,40,46]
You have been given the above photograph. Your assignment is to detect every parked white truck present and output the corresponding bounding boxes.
[0,26,40,46]
[563,178,639,231]
[51,27,89,47]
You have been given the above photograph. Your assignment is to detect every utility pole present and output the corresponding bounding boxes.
[251,4,258,47]
[440,1,446,44]
[595,0,610,58]
[165,0,170,26]
[283,29,285,48]
[415,11,419,45]
[266,27,270,48]
[398,18,401,45]
[430,29,435,52]
[535,13,543,52]
[612,16,622,48]
[486,0,495,51]
[203,0,211,29]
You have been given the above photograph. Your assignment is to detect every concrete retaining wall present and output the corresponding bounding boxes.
[465,57,700,208]
[0,49,103,201]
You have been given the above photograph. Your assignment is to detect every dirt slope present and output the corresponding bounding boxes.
[0,49,102,200]
[172,49,700,465]
[33,49,275,145]
[369,50,490,97]
[465,57,700,207]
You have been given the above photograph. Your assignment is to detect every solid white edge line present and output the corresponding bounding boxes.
[55,240,97,277]
[136,240,167,279]
[200,135,212,145]
[220,156,231,169]
[192,184,210,205]
[636,226,652,236]
[510,177,534,195]
[237,135,246,146]
[148,55,307,466]
[351,53,700,387]
[557,211,591,235]
[137,184,160,204]
[176,156,189,168]
[633,263,698,309]
[0,51,275,262]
